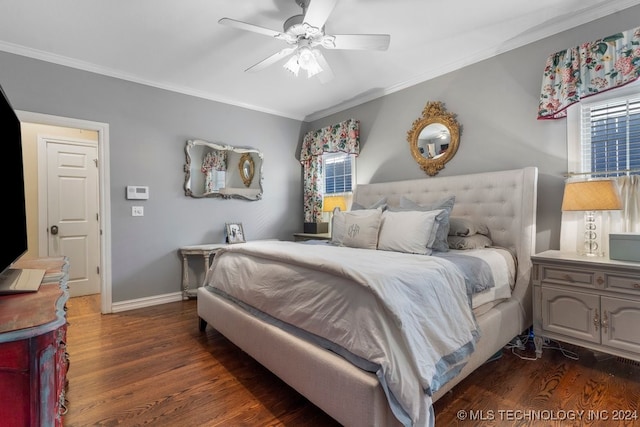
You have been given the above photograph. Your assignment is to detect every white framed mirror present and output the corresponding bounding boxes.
[184,139,263,200]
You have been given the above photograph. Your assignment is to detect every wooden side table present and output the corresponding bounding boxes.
[293,232,331,242]
[179,244,227,299]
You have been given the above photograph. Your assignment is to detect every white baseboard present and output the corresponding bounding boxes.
[111,292,183,313]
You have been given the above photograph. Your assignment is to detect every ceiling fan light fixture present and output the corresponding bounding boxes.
[283,46,323,79]
[220,0,389,82]
[283,55,301,76]
[303,49,323,78]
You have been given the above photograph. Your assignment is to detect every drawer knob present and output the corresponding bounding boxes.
[634,283,640,289]
[602,311,609,334]
[563,274,574,282]
[596,277,604,285]
[593,309,600,332]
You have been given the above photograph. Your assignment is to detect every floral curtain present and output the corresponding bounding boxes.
[538,26,640,120]
[202,150,227,194]
[299,118,360,223]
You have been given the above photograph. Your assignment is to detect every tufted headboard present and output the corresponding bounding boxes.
[354,167,538,318]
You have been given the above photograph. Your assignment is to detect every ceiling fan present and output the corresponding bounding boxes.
[219,0,390,83]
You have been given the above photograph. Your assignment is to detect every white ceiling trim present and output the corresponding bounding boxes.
[0,40,305,121]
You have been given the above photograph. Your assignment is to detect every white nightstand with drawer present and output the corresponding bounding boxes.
[532,250,640,362]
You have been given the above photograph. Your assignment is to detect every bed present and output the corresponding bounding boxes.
[197,167,538,427]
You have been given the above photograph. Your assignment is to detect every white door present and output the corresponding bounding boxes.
[47,141,100,296]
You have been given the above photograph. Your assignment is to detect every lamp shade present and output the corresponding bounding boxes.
[561,180,622,211]
[323,195,347,212]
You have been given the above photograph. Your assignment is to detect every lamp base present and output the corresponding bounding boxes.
[580,210,603,257]
[579,249,604,257]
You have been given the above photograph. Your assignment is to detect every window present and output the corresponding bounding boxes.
[569,85,640,177]
[322,152,355,195]
[581,97,640,177]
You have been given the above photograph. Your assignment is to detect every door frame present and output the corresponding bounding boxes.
[17,110,112,314]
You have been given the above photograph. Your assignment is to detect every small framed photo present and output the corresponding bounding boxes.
[225,222,246,244]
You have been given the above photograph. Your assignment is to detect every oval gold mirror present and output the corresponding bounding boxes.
[239,153,254,187]
[407,101,461,176]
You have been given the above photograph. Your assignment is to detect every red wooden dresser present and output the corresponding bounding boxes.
[0,257,69,427]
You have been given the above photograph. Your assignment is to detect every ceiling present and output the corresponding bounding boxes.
[1,0,639,121]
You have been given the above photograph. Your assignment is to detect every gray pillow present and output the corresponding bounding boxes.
[448,234,493,250]
[398,195,455,252]
[449,217,490,236]
[351,197,387,211]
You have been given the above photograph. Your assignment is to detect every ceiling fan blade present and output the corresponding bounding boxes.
[325,34,391,51]
[218,17,282,38]
[245,47,297,73]
[314,51,334,84]
[303,0,339,29]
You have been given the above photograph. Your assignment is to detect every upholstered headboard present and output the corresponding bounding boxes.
[354,167,538,319]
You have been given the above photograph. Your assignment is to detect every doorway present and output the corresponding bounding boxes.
[44,138,100,297]
[18,111,112,313]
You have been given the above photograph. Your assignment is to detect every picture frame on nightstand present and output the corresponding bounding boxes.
[225,222,246,244]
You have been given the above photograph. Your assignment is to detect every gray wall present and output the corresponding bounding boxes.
[306,6,640,254]
[0,52,304,303]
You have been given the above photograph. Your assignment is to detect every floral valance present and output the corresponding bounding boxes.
[300,118,360,223]
[300,118,360,161]
[538,26,640,120]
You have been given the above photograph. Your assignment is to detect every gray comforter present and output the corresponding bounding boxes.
[204,240,481,427]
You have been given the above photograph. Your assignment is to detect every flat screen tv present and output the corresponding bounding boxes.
[0,84,44,293]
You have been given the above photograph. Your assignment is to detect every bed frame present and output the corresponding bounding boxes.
[198,167,538,426]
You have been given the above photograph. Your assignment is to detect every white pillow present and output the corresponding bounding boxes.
[377,209,444,255]
[331,208,382,249]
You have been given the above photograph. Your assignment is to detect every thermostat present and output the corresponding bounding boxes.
[126,185,149,200]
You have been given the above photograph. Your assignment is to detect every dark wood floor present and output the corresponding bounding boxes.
[64,296,640,426]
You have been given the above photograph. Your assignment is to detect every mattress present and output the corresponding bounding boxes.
[203,240,516,426]
[435,247,516,311]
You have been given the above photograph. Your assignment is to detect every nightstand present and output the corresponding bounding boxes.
[532,250,640,362]
[179,243,227,299]
[293,232,331,242]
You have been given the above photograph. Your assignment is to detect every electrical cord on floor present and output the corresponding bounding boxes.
[541,337,579,360]
[503,330,579,361]
[505,333,538,361]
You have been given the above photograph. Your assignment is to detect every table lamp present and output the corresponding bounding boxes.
[561,179,622,256]
[323,195,347,214]
[322,195,347,234]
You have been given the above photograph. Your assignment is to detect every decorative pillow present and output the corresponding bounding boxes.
[448,234,493,250]
[331,208,382,249]
[351,197,387,211]
[377,209,444,255]
[399,195,455,252]
[449,217,490,236]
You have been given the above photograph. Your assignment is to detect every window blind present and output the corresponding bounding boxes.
[323,153,353,194]
[581,97,640,177]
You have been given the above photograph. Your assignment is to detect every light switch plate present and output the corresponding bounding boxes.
[132,206,144,216]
